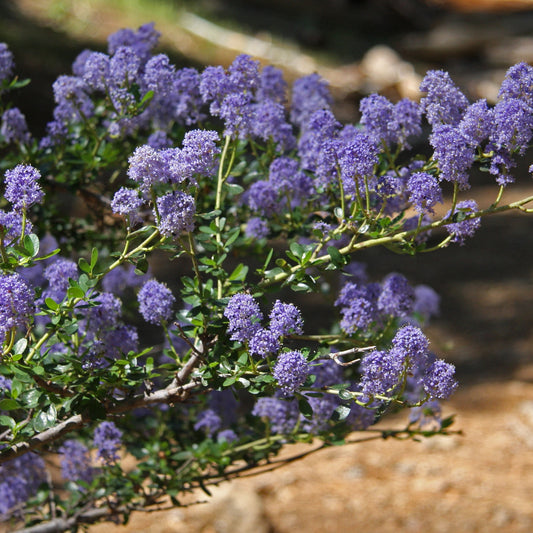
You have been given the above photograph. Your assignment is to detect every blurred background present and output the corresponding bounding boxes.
[2,1,533,531]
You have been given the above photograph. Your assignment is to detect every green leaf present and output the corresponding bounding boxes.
[338,389,353,401]
[9,378,23,399]
[298,398,313,419]
[134,257,149,275]
[140,89,154,105]
[289,242,304,261]
[331,405,351,422]
[90,247,98,269]
[33,406,57,432]
[198,225,214,234]
[32,365,45,376]
[228,263,248,282]
[0,415,16,429]
[78,257,91,274]
[67,286,85,300]
[223,182,244,195]
[45,297,59,311]
[22,389,42,408]
[13,338,27,355]
[23,234,39,257]
[440,415,455,429]
[225,227,240,247]
[0,398,21,410]
[259,248,274,273]
[327,246,346,268]
[238,377,250,388]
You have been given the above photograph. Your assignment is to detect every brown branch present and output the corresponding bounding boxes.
[0,376,202,464]
[32,376,74,398]
[15,506,121,533]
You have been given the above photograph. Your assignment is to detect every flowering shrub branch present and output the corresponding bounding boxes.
[0,23,531,531]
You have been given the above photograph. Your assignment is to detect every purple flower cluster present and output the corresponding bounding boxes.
[0,273,34,344]
[445,199,481,245]
[147,130,172,149]
[492,99,533,153]
[360,94,422,148]
[359,325,456,402]
[220,92,254,139]
[458,99,493,147]
[111,187,144,222]
[194,408,222,437]
[85,292,122,332]
[199,54,294,142]
[269,300,304,338]
[0,452,46,518]
[429,124,475,190]
[0,43,14,84]
[224,293,304,359]
[487,98,533,185]
[42,258,78,302]
[246,180,280,217]
[107,22,160,63]
[102,263,149,296]
[498,62,533,107]
[290,73,333,128]
[392,325,429,370]
[93,421,122,464]
[127,130,220,197]
[406,172,443,215]
[273,350,309,394]
[377,273,415,317]
[52,75,94,123]
[246,156,314,221]
[224,293,263,342]
[300,359,344,433]
[249,328,280,358]
[155,191,196,237]
[297,109,341,183]
[253,358,375,435]
[138,279,175,324]
[0,375,11,392]
[4,165,44,209]
[245,217,269,239]
[193,390,239,440]
[413,285,440,323]
[258,65,288,103]
[58,440,94,486]
[423,359,458,399]
[40,23,162,144]
[251,98,295,150]
[420,70,469,127]
[127,144,168,193]
[335,272,417,335]
[1,108,30,144]
[338,131,380,196]
[335,281,379,333]
[170,129,220,183]
[252,393,299,434]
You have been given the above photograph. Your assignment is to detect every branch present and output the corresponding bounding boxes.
[0,376,201,464]
[260,193,533,287]
[15,506,123,533]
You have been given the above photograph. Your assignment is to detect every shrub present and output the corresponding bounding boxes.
[0,22,532,531]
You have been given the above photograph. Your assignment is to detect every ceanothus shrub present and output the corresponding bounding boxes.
[0,21,532,531]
